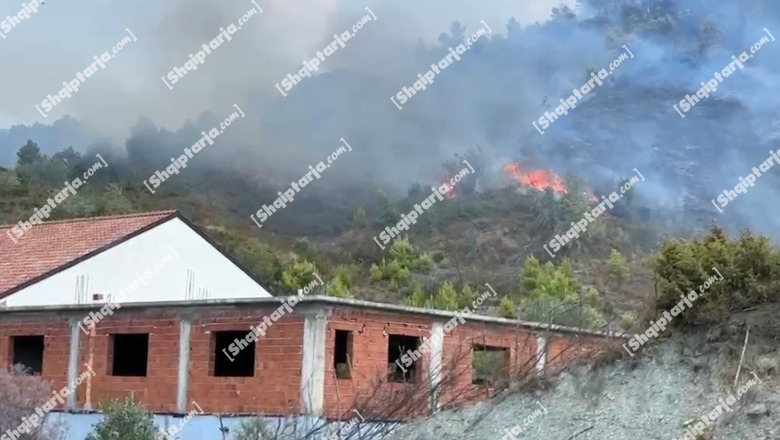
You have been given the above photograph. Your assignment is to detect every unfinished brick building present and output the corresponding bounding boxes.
[0,211,615,421]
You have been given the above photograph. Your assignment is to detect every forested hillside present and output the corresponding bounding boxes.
[3,0,780,334]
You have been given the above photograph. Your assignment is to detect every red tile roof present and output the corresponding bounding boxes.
[0,210,178,296]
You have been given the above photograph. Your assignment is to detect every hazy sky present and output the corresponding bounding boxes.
[0,0,574,137]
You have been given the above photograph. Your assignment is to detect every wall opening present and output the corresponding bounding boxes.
[11,336,44,375]
[387,334,420,383]
[334,330,353,379]
[213,331,255,377]
[472,344,509,386]
[110,333,149,377]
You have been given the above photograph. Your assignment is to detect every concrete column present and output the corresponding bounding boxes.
[67,318,82,411]
[427,322,444,413]
[176,317,192,413]
[300,310,328,416]
[535,334,547,376]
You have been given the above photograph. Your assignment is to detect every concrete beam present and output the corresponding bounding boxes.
[176,316,192,413]
[427,322,444,413]
[535,334,547,376]
[67,319,82,411]
[0,296,621,339]
[300,310,328,416]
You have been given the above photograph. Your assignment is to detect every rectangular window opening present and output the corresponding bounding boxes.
[213,331,255,377]
[334,330,353,379]
[387,334,420,383]
[472,344,509,386]
[111,333,149,377]
[11,336,44,375]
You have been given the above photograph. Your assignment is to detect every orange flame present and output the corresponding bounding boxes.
[440,176,456,199]
[502,161,568,195]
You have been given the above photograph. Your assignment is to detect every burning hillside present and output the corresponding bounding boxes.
[503,161,568,195]
[438,176,456,199]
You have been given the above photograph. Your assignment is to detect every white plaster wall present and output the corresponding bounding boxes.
[4,218,272,307]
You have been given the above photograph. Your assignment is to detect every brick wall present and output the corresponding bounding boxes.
[440,319,538,408]
[0,302,612,418]
[188,305,304,415]
[0,315,71,409]
[546,333,604,375]
[77,309,180,412]
[323,308,433,420]
[321,309,545,419]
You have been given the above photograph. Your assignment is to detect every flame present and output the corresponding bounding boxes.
[440,176,456,199]
[502,161,567,195]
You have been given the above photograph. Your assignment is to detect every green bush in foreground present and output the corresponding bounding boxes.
[403,282,479,311]
[86,394,158,440]
[370,237,432,290]
[655,226,780,326]
[518,256,605,329]
[499,296,516,318]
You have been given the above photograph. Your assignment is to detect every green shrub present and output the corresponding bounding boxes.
[459,284,476,308]
[369,237,430,289]
[0,169,21,193]
[369,259,410,288]
[85,394,158,440]
[404,282,428,307]
[472,347,508,386]
[292,237,321,263]
[403,282,478,312]
[618,313,635,330]
[518,256,604,329]
[519,256,579,301]
[353,207,368,229]
[427,282,460,311]
[499,296,516,318]
[233,417,275,440]
[280,260,319,292]
[206,228,282,289]
[655,226,780,326]
[583,286,601,308]
[375,190,399,228]
[389,237,432,273]
[327,277,352,298]
[369,262,384,282]
[326,265,355,298]
[98,184,134,215]
[607,249,630,288]
[60,194,98,217]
